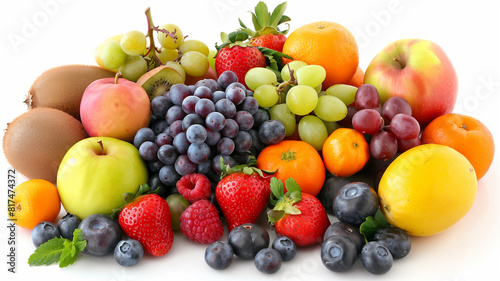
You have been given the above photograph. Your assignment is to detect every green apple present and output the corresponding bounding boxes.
[57,137,148,219]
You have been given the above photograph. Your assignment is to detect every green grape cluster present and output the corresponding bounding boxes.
[246,61,358,151]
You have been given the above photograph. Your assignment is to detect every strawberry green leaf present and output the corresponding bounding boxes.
[228,30,249,43]
[278,15,291,26]
[270,177,285,206]
[284,178,301,195]
[269,2,288,28]
[283,204,301,215]
[268,209,285,223]
[254,2,269,30]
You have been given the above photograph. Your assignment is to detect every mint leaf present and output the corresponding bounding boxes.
[360,209,391,242]
[28,238,66,266]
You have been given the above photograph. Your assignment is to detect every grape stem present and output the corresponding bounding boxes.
[276,66,297,103]
[143,7,178,69]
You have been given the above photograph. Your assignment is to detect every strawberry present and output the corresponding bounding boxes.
[268,178,330,247]
[238,2,290,52]
[215,157,272,232]
[117,185,174,257]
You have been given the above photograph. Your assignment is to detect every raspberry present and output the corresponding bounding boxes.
[176,173,211,203]
[180,200,224,244]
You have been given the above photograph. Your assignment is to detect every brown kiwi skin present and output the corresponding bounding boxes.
[3,108,88,184]
[27,65,116,120]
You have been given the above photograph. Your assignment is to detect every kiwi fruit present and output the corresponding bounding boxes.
[3,108,88,184]
[136,65,184,100]
[26,65,116,120]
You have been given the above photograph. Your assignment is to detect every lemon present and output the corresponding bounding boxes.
[378,144,477,236]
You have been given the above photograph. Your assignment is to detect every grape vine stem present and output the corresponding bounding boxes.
[143,7,178,70]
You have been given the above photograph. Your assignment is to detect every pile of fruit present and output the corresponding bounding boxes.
[3,1,495,276]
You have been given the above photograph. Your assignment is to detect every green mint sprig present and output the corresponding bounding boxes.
[359,208,391,243]
[28,228,87,268]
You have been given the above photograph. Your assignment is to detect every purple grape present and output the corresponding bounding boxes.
[389,114,420,140]
[234,111,254,131]
[370,131,398,161]
[205,129,221,147]
[155,132,172,147]
[182,95,200,114]
[352,109,383,135]
[217,137,235,155]
[218,71,238,89]
[195,79,220,92]
[169,84,192,105]
[157,144,178,165]
[212,90,226,104]
[205,112,226,132]
[168,120,183,138]
[186,124,207,144]
[221,118,239,138]
[187,143,211,164]
[166,105,187,125]
[237,97,259,115]
[139,141,159,161]
[225,82,246,92]
[195,98,215,118]
[233,131,252,152]
[172,132,190,154]
[159,164,180,186]
[151,119,169,135]
[197,159,212,175]
[133,127,155,149]
[225,87,246,105]
[382,97,412,121]
[354,84,380,110]
[175,154,197,176]
[212,155,236,174]
[182,114,204,131]
[258,120,286,145]
[148,160,164,173]
[151,96,172,119]
[193,86,213,100]
[337,106,357,128]
[215,99,236,119]
[252,109,270,129]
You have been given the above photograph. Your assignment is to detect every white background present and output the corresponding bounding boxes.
[1,0,500,280]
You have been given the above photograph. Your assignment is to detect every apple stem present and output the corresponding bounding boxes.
[114,72,121,84]
[393,57,406,69]
[97,140,105,155]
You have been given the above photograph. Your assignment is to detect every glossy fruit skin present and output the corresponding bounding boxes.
[251,34,287,52]
[227,223,270,259]
[118,194,173,256]
[321,235,357,272]
[360,241,393,275]
[79,214,123,257]
[318,176,350,215]
[114,239,144,267]
[323,221,364,253]
[254,248,282,274]
[373,227,411,259]
[57,213,81,240]
[256,140,326,197]
[180,199,224,244]
[274,193,330,247]
[215,173,271,232]
[205,241,234,270]
[215,45,266,89]
[333,182,379,226]
[165,194,190,231]
[272,236,297,261]
[32,221,60,248]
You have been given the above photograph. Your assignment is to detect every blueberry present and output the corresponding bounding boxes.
[32,221,60,248]
[323,221,364,253]
[228,223,270,259]
[360,241,393,275]
[57,213,81,240]
[254,248,282,274]
[321,235,357,272]
[318,176,350,215]
[114,239,144,267]
[272,236,297,261]
[333,182,379,226]
[78,214,122,257]
[373,227,411,259]
[205,241,234,270]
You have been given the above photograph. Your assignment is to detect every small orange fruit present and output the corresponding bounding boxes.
[322,128,369,177]
[8,179,61,229]
[282,21,359,89]
[257,140,325,197]
[346,66,364,88]
[421,113,495,180]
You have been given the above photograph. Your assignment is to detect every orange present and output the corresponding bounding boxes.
[346,66,364,88]
[378,144,477,236]
[322,128,369,177]
[282,21,359,89]
[256,140,325,196]
[8,179,61,229]
[421,113,494,180]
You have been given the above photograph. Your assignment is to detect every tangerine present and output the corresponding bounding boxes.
[256,140,325,196]
[322,128,369,177]
[346,66,364,88]
[8,179,61,229]
[282,21,359,89]
[421,113,494,180]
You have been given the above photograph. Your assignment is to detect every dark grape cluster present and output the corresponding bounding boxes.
[339,84,421,161]
[134,71,280,195]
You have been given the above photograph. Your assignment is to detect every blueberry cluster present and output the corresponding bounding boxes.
[133,71,285,196]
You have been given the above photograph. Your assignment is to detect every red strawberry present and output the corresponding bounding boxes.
[268,178,330,247]
[251,34,287,53]
[118,193,174,256]
[215,44,266,89]
[215,158,271,232]
[180,199,224,244]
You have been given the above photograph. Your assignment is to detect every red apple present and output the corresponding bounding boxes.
[364,39,458,126]
[80,76,150,143]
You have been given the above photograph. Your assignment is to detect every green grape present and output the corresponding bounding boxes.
[119,55,147,82]
[156,48,179,64]
[325,84,358,105]
[208,49,217,73]
[245,67,278,91]
[120,31,147,56]
[157,23,184,49]
[296,65,327,88]
[100,41,127,70]
[270,103,296,137]
[179,40,209,57]
[166,61,186,81]
[281,60,307,82]
[285,85,318,116]
[313,95,348,122]
[322,120,340,135]
[298,115,328,151]
[314,83,322,93]
[254,85,279,108]
[180,51,209,77]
